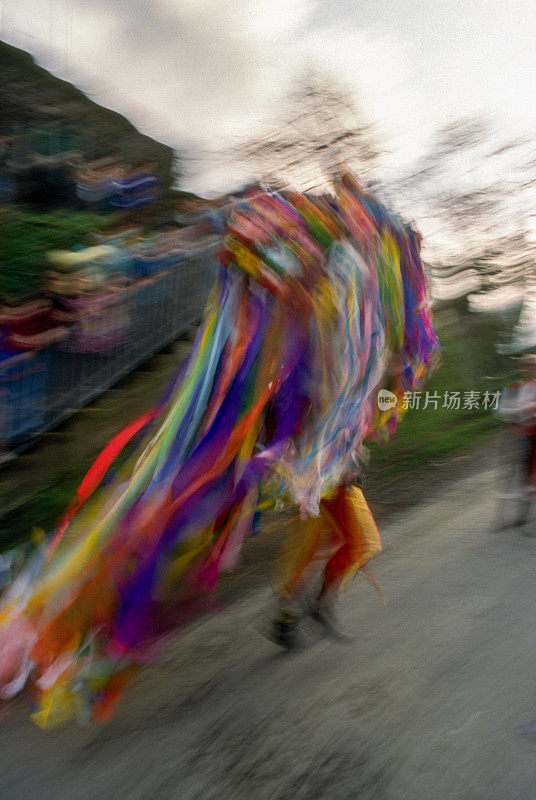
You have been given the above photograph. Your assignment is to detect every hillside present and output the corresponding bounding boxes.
[0,41,174,184]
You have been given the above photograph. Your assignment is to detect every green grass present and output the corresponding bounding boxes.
[0,206,122,300]
[0,472,84,552]
[368,309,507,481]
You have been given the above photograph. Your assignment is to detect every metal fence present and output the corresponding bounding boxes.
[0,243,218,458]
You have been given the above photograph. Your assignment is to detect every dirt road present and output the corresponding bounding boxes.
[2,465,536,799]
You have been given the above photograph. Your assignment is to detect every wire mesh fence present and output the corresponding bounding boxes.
[0,243,218,458]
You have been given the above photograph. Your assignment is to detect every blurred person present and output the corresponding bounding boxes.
[498,354,536,525]
[0,173,439,727]
[268,346,407,647]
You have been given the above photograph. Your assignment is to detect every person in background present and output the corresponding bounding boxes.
[497,354,536,526]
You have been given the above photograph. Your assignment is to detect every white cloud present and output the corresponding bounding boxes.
[2,0,536,198]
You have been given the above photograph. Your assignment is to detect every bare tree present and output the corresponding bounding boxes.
[231,74,382,190]
[391,116,536,302]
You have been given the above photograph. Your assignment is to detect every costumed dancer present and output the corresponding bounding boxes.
[0,173,439,727]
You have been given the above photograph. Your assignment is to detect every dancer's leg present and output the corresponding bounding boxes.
[270,512,324,601]
[319,484,381,597]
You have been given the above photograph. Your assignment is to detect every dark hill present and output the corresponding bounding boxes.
[0,41,174,183]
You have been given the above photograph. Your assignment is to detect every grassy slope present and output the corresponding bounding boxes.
[368,306,505,483]
[0,41,174,177]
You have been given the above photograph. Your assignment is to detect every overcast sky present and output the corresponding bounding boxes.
[2,0,536,195]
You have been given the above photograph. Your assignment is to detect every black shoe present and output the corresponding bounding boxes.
[306,596,353,643]
[269,613,300,650]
